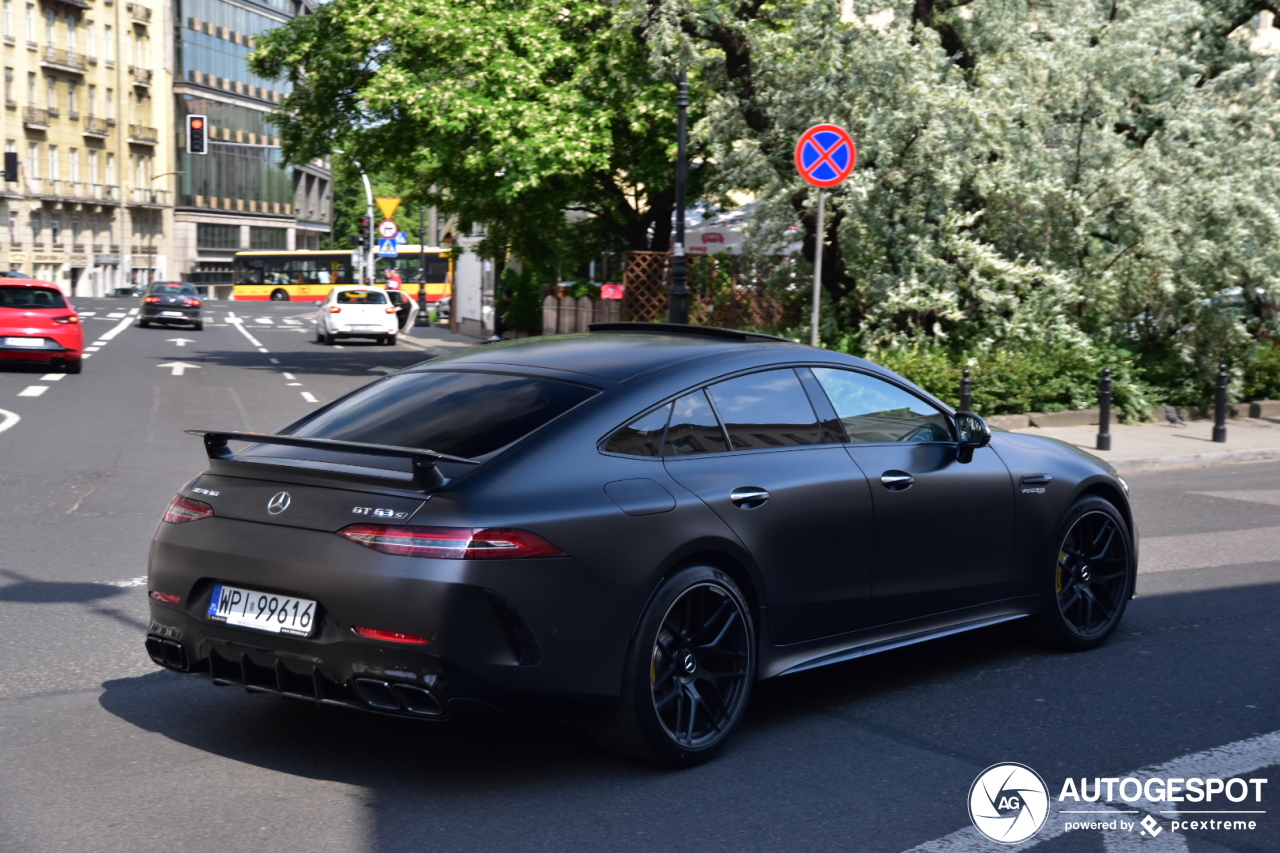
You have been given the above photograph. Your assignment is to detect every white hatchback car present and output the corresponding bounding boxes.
[316,287,400,345]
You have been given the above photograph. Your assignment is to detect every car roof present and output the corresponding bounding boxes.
[0,277,63,290]
[419,327,809,383]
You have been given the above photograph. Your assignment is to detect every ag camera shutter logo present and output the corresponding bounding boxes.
[968,763,1050,844]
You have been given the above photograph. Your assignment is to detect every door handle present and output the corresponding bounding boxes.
[880,471,914,491]
[730,487,770,509]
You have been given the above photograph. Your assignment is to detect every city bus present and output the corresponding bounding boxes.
[231,248,452,302]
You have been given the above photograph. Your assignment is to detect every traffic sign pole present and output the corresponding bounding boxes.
[811,189,825,348]
[794,124,856,347]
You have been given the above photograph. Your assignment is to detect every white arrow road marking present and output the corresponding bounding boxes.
[0,408,19,434]
[158,361,201,376]
[17,386,47,397]
[900,730,1280,852]
[167,337,195,347]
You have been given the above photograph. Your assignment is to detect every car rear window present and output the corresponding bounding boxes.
[150,284,196,295]
[337,290,388,304]
[288,371,598,458]
[0,286,66,309]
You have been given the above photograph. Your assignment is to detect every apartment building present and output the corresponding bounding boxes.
[172,0,331,292]
[1,0,171,294]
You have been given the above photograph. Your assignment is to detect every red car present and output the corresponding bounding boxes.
[0,278,84,373]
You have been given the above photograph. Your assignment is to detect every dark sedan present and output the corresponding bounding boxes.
[145,324,1137,765]
[139,281,202,329]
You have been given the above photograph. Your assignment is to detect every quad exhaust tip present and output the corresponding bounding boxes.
[353,677,444,717]
[145,635,189,672]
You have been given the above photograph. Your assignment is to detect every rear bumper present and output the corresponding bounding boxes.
[146,517,647,720]
[141,306,200,323]
[0,336,80,360]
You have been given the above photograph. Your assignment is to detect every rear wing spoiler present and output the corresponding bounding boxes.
[186,429,478,491]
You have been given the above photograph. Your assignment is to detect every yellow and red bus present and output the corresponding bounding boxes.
[231,248,452,302]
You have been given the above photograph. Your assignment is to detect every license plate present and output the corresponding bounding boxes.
[161,311,184,317]
[208,584,317,637]
[3,337,43,347]
[355,325,383,331]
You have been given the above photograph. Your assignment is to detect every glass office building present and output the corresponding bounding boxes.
[171,0,330,291]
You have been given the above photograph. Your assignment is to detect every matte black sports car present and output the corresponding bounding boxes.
[146,324,1138,765]
[139,281,202,330]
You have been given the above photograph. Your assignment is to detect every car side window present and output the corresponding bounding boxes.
[662,390,729,456]
[706,369,824,449]
[604,404,672,457]
[811,367,953,443]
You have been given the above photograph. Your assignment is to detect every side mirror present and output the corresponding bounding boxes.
[955,411,991,464]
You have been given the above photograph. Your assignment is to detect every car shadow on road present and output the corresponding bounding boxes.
[143,349,441,379]
[95,579,1280,853]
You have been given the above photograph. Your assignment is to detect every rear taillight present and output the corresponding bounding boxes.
[339,524,566,559]
[185,298,201,307]
[149,591,181,604]
[353,626,430,644]
[144,295,161,303]
[162,494,214,524]
[385,306,397,314]
[329,306,341,313]
[53,315,80,324]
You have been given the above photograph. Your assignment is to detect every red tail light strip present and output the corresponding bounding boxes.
[162,494,214,524]
[353,626,430,644]
[339,524,566,559]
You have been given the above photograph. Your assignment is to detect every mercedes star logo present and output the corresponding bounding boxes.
[267,491,292,515]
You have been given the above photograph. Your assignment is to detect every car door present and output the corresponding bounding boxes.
[809,367,1016,625]
[661,368,876,645]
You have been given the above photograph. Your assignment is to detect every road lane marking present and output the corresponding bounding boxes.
[283,318,301,325]
[17,386,47,397]
[225,314,267,349]
[40,374,64,381]
[158,361,201,377]
[254,317,274,325]
[282,372,296,380]
[107,312,125,318]
[287,382,301,386]
[269,358,280,364]
[301,391,318,403]
[78,311,96,316]
[97,313,136,342]
[900,729,1280,853]
[0,409,19,434]
[83,347,101,353]
[1141,525,1280,573]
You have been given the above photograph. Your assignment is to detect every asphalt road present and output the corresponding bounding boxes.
[0,298,1276,853]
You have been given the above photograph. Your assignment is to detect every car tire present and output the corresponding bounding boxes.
[1034,495,1135,651]
[138,318,149,328]
[63,359,82,375]
[270,289,290,302]
[193,321,203,331]
[588,565,755,766]
[315,329,324,343]
[323,332,335,346]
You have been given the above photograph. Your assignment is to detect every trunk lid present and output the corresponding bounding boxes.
[187,474,426,532]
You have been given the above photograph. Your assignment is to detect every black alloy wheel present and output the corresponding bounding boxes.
[1036,496,1134,650]
[590,566,754,766]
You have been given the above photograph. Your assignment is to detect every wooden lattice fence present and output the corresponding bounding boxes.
[620,250,795,330]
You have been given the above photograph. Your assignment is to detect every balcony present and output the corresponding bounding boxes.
[128,66,152,87]
[22,107,49,129]
[82,116,109,137]
[91,184,118,202]
[41,46,87,74]
[127,3,151,24]
[128,124,157,145]
[128,187,171,206]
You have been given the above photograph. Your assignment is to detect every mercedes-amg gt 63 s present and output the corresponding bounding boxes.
[146,324,1138,765]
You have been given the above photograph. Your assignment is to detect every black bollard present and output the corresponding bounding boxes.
[959,368,973,412]
[1213,363,1228,443]
[1096,368,1112,451]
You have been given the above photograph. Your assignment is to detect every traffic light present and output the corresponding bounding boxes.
[186,114,208,155]
[356,216,371,249]
[3,152,17,182]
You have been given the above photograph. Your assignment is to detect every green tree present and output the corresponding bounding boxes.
[252,0,712,279]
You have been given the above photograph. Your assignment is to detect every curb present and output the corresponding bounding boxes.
[1109,446,1280,473]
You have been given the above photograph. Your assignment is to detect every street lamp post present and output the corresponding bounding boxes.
[334,149,375,283]
[667,68,690,325]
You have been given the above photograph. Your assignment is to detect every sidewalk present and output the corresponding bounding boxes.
[1010,417,1280,472]
[398,319,487,355]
